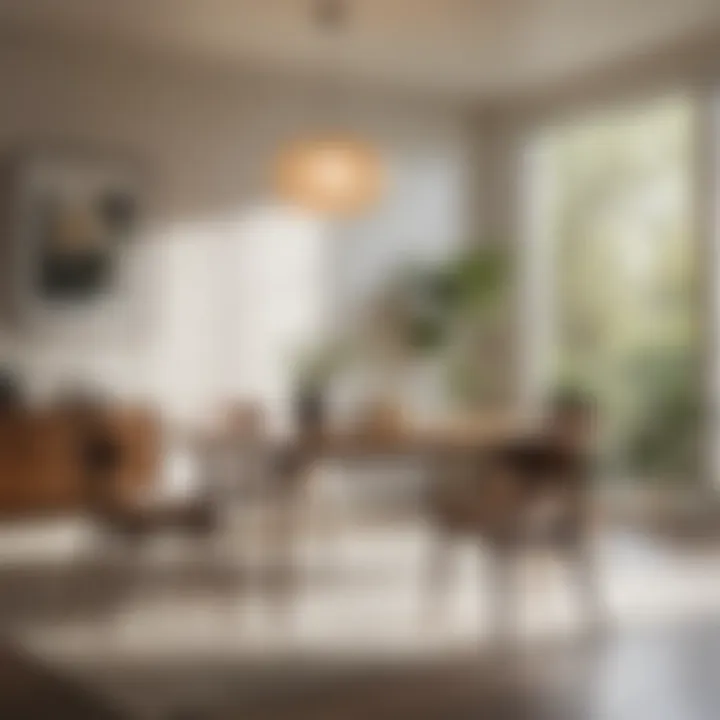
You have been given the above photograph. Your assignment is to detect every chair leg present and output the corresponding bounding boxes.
[564,540,606,631]
[486,543,519,645]
[424,531,454,623]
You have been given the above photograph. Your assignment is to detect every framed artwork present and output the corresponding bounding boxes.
[0,148,142,338]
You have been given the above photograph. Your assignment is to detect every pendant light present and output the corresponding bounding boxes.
[274,0,385,216]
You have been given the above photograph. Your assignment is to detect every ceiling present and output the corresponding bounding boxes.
[1,0,719,98]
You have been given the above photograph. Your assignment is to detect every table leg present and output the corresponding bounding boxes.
[268,456,308,622]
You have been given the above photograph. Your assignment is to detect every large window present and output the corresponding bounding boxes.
[532,97,699,484]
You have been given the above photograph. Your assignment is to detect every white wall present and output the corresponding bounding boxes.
[0,41,476,429]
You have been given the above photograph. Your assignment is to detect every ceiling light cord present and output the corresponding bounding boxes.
[314,0,349,32]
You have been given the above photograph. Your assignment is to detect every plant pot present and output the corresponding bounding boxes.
[295,387,325,434]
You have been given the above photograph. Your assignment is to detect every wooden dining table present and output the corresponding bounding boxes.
[266,416,521,604]
[278,415,520,475]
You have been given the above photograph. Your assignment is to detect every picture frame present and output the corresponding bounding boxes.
[0,146,143,341]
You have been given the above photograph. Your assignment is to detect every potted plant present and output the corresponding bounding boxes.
[372,244,511,420]
[293,340,348,434]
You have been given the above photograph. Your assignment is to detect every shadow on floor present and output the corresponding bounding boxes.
[0,644,125,719]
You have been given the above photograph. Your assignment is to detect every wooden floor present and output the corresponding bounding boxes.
[8,619,718,719]
[2,518,720,718]
[0,646,124,720]
[201,620,720,720]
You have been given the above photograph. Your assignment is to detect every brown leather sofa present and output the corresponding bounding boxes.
[0,404,158,518]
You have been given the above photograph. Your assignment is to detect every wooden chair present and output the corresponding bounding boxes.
[78,404,219,545]
[424,403,604,640]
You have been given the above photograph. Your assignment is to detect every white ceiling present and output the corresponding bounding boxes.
[1,0,719,98]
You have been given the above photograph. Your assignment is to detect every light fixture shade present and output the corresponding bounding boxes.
[275,136,384,216]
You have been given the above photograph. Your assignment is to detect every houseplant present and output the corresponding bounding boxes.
[369,244,511,418]
[293,339,349,433]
